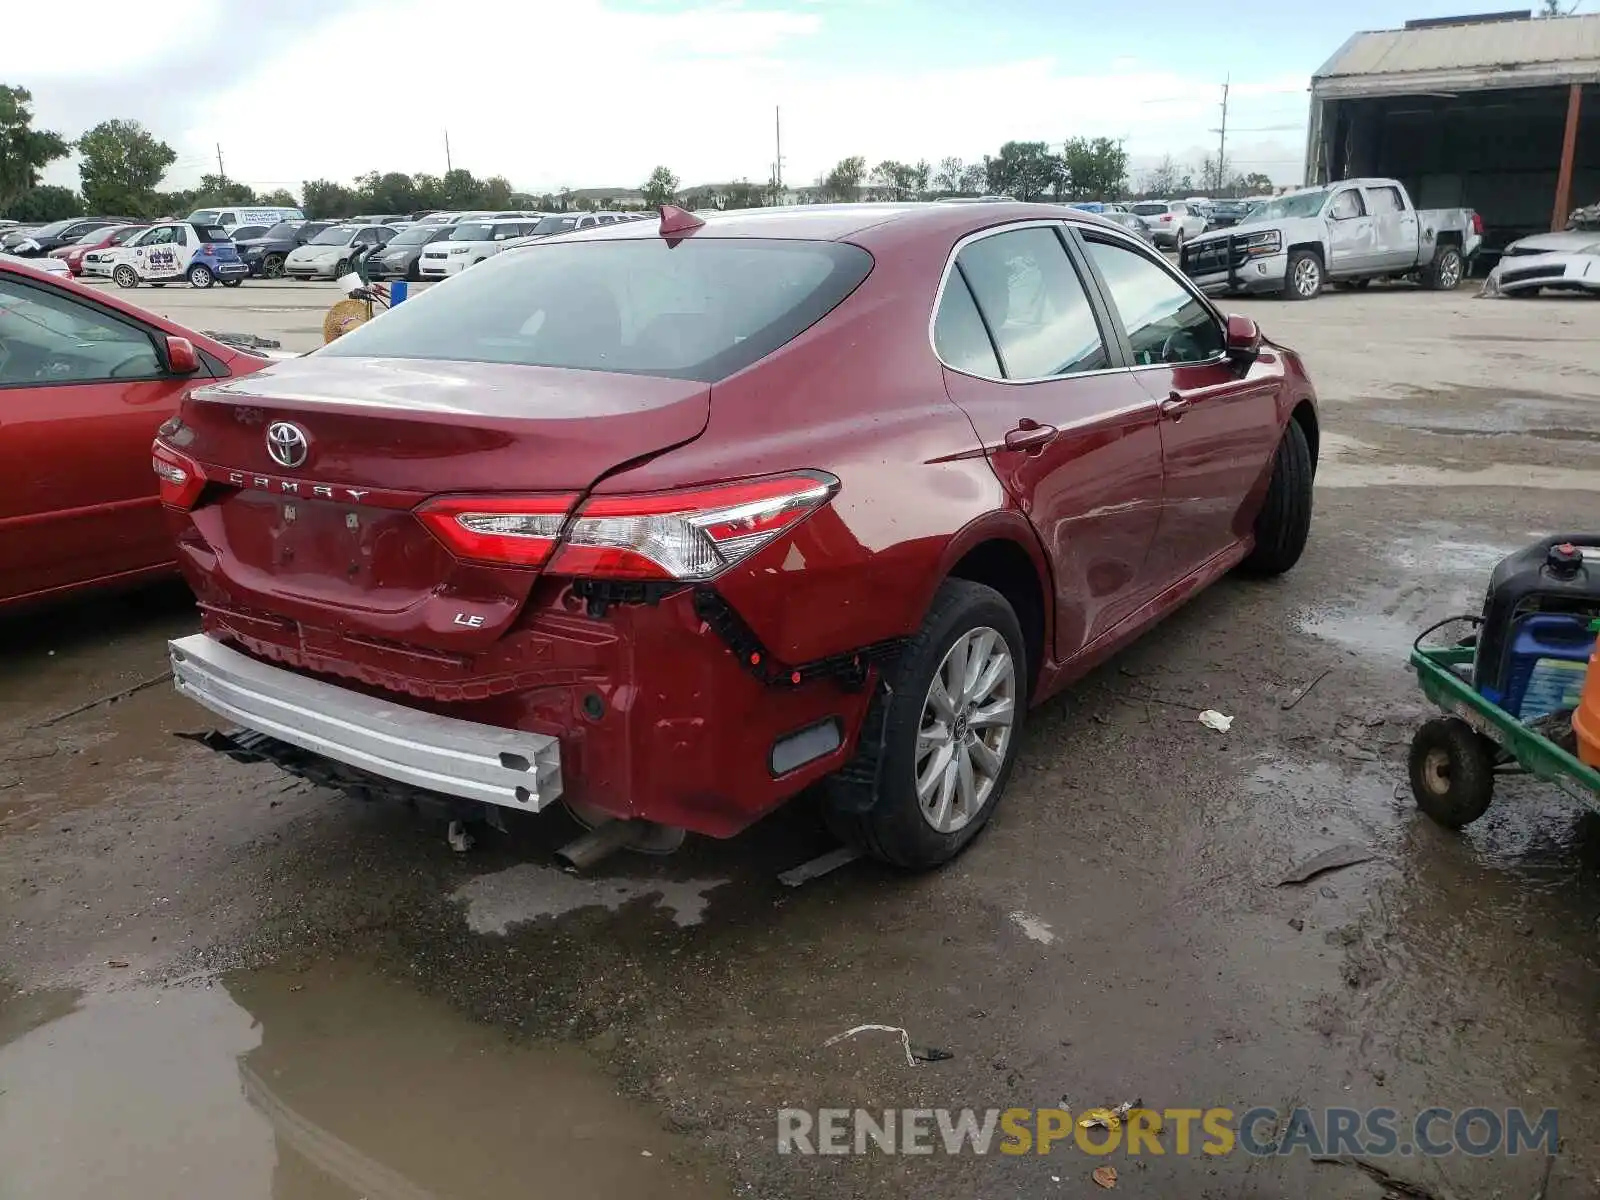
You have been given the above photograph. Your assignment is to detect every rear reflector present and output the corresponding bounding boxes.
[548,471,839,581]
[152,443,205,509]
[417,493,578,567]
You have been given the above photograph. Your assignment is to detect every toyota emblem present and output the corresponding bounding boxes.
[265,421,309,469]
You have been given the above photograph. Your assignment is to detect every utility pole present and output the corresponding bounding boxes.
[444,129,453,174]
[215,143,225,182]
[774,106,783,196]
[1213,77,1230,193]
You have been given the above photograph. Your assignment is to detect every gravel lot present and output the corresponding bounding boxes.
[4,278,1600,1199]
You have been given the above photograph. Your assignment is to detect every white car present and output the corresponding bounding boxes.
[101,221,251,289]
[283,224,397,280]
[0,251,70,278]
[1482,230,1600,297]
[1126,200,1209,249]
[417,217,544,278]
[184,205,305,232]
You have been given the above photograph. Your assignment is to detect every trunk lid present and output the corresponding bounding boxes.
[174,356,708,650]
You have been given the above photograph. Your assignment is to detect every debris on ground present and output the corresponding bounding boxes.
[1281,667,1332,710]
[1091,1165,1118,1188]
[1009,911,1057,945]
[823,1024,949,1068]
[106,960,129,969]
[1277,843,1375,886]
[201,330,282,350]
[1079,1099,1142,1132]
[778,845,862,887]
[446,820,475,853]
[1198,709,1233,733]
[34,671,172,728]
[1310,1154,1455,1199]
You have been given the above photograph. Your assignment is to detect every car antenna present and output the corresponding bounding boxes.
[658,204,704,246]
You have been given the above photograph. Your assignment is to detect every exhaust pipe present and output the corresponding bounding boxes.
[556,820,640,871]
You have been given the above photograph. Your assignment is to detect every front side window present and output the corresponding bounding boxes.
[953,226,1108,380]
[1330,190,1366,220]
[0,279,163,386]
[1085,238,1223,366]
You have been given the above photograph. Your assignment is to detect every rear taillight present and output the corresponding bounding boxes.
[417,472,839,580]
[417,494,578,567]
[1471,211,1484,235]
[1160,213,1172,222]
[548,471,839,580]
[152,443,205,509]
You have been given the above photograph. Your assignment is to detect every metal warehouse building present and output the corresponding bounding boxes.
[1308,9,1598,256]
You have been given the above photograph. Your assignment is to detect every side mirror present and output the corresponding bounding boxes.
[164,335,200,375]
[1224,314,1261,364]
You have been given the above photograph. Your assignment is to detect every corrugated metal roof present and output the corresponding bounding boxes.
[1314,12,1600,94]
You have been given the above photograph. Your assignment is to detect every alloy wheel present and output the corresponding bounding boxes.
[915,626,1016,834]
[1294,257,1321,297]
[1438,253,1462,290]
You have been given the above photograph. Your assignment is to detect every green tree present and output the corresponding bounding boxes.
[0,86,69,212]
[983,141,1057,201]
[257,187,300,208]
[302,178,359,218]
[190,172,257,207]
[823,155,866,202]
[355,171,420,213]
[933,156,965,194]
[958,163,986,194]
[7,184,83,221]
[77,119,176,217]
[441,168,482,208]
[1238,172,1273,195]
[538,192,557,210]
[722,180,763,209]
[479,175,514,209]
[1140,155,1182,198]
[1059,136,1128,200]
[641,165,679,208]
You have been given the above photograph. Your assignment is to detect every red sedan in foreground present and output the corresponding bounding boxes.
[0,258,267,612]
[157,203,1318,868]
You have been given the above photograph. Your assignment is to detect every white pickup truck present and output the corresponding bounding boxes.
[1178,178,1482,300]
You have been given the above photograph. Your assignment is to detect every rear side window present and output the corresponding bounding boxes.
[953,226,1108,379]
[934,274,1001,377]
[1367,186,1404,214]
[321,238,874,382]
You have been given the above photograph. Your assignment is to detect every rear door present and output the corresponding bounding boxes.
[0,274,190,602]
[936,222,1165,660]
[1074,230,1282,581]
[1362,183,1419,271]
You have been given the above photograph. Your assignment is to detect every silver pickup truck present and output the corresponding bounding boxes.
[1178,178,1482,300]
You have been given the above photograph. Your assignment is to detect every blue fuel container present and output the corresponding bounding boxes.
[1499,614,1594,719]
[389,279,408,305]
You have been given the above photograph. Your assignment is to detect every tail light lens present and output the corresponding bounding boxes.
[417,494,579,566]
[548,471,839,580]
[1471,211,1484,235]
[1160,213,1173,222]
[152,443,205,509]
[417,472,839,580]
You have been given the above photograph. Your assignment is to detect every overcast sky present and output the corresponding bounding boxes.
[0,0,1563,197]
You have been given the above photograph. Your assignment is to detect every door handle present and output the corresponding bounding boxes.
[1004,420,1058,452]
[1161,390,1196,418]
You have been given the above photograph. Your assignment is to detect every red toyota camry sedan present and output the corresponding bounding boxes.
[157,202,1318,868]
[0,258,266,613]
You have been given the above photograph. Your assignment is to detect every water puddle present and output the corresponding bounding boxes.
[453,863,730,934]
[0,960,730,1200]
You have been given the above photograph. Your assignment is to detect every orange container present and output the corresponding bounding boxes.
[1572,635,1600,767]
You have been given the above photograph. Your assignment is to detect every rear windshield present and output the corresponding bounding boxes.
[1129,202,1169,216]
[262,221,300,239]
[532,215,580,236]
[321,238,874,383]
[187,210,220,225]
[388,224,440,246]
[192,225,231,241]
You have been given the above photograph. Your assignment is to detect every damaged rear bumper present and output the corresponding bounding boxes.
[170,633,562,812]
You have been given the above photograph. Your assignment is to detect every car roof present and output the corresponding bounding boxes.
[555,201,1127,247]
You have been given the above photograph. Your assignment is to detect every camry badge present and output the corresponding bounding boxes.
[265,421,309,469]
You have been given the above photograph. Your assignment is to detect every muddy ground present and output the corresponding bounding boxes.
[4,282,1600,1199]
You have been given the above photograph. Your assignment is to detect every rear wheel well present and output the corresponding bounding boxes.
[1291,400,1319,467]
[1436,231,1463,250]
[947,539,1046,693]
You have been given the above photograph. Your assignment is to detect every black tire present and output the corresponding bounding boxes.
[407,261,422,282]
[221,278,241,288]
[1409,717,1494,828]
[1422,245,1464,291]
[1240,418,1313,576]
[823,579,1027,870]
[1173,229,1186,251]
[1283,248,1323,300]
[112,265,139,289]
[334,258,351,278]
[188,264,214,289]
[262,252,286,278]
